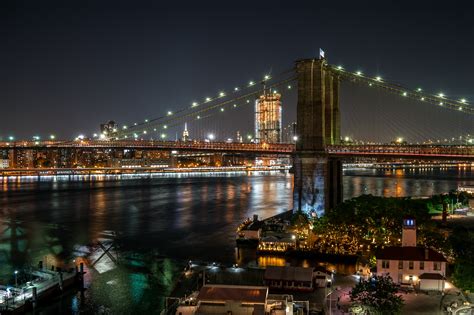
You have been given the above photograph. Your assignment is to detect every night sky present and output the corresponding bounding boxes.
[1,0,473,142]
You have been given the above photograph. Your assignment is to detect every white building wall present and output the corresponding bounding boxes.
[376,259,446,284]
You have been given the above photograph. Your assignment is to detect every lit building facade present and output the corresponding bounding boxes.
[255,92,282,143]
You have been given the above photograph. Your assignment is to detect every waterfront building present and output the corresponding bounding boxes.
[258,234,296,252]
[376,218,447,291]
[175,284,296,315]
[264,266,315,291]
[255,92,282,143]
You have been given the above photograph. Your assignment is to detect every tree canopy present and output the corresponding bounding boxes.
[350,275,404,315]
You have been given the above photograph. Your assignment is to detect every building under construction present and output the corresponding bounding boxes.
[255,92,282,143]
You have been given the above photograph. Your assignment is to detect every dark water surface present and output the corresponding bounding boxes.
[0,167,473,313]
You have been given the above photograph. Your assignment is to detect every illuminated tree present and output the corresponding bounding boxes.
[350,275,404,315]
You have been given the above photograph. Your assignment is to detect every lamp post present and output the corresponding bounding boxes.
[14,270,18,287]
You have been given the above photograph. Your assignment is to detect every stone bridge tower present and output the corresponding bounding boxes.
[293,57,342,216]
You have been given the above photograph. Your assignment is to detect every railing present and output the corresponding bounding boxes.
[0,140,295,153]
[327,145,474,159]
[1,140,473,158]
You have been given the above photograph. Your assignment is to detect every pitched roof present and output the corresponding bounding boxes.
[264,266,313,282]
[419,273,446,280]
[197,285,268,304]
[376,246,447,262]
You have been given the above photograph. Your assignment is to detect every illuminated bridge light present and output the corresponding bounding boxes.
[246,100,250,103]
[134,122,137,126]
[219,91,225,97]
[439,102,443,106]
[197,115,201,119]
[167,111,173,116]
[402,92,408,96]
[459,106,463,111]
[192,102,198,107]
[264,75,270,80]
[161,133,166,139]
[233,104,237,108]
[336,65,343,70]
[461,98,467,104]
[145,119,149,122]
[369,83,373,86]
[220,108,224,112]
[375,76,382,81]
[143,130,147,134]
[234,87,239,91]
[153,128,157,131]
[123,125,127,129]
[417,88,422,92]
[50,135,55,140]
[205,97,211,102]
[249,81,255,86]
[438,93,445,98]
[287,85,292,89]
[356,71,362,76]
[421,97,425,101]
[163,125,168,129]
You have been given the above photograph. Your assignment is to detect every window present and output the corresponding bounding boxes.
[419,261,424,270]
[434,262,441,271]
[409,261,414,270]
[398,261,403,269]
[382,260,390,269]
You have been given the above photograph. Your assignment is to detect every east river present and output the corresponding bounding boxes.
[0,166,473,313]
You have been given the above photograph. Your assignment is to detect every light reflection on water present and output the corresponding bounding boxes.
[0,167,473,313]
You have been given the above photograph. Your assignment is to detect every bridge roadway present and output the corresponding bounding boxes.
[1,140,474,160]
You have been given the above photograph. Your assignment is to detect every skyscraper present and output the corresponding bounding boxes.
[255,92,282,143]
[182,123,189,141]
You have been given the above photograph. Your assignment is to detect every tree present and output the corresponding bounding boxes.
[350,275,404,315]
[450,226,474,291]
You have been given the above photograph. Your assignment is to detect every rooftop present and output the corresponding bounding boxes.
[376,246,447,262]
[197,285,268,304]
[264,266,313,282]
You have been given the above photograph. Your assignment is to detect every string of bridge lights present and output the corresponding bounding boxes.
[116,73,296,139]
[331,64,472,113]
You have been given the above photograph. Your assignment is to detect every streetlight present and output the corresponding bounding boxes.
[293,135,298,142]
[8,136,14,141]
[207,134,215,141]
[49,135,55,140]
[14,270,18,287]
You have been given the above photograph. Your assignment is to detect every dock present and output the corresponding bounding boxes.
[0,265,79,313]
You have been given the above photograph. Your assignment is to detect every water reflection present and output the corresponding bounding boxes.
[0,167,473,313]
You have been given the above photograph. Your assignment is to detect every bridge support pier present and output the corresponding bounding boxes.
[293,57,342,216]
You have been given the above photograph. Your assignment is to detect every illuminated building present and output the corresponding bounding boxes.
[255,92,282,143]
[0,159,9,168]
[182,123,189,142]
[376,218,447,291]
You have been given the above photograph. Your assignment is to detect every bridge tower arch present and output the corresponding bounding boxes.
[293,57,342,216]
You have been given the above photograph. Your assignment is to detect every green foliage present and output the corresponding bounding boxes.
[350,275,404,315]
[450,226,474,291]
